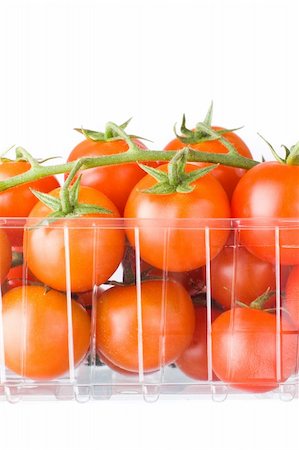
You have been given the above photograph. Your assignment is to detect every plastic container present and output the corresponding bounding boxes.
[0,217,298,403]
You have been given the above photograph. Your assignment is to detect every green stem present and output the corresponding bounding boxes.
[0,147,258,194]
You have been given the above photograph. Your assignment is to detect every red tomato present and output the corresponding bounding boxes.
[2,286,90,380]
[164,127,252,199]
[0,229,12,283]
[285,265,299,329]
[124,164,231,272]
[67,138,150,214]
[2,264,37,294]
[176,305,222,380]
[232,162,299,265]
[96,280,195,373]
[0,161,59,246]
[24,186,125,292]
[210,245,276,309]
[212,308,298,392]
[98,351,134,376]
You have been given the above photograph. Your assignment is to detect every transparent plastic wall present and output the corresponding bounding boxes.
[0,218,298,402]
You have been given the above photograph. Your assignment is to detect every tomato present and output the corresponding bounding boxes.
[67,138,150,214]
[285,265,299,329]
[123,245,205,296]
[2,264,37,294]
[210,244,276,309]
[164,127,252,199]
[176,305,222,380]
[232,162,299,265]
[2,285,90,380]
[96,280,195,373]
[24,186,125,292]
[212,308,298,392]
[124,164,231,272]
[0,161,59,246]
[98,351,134,376]
[0,229,12,283]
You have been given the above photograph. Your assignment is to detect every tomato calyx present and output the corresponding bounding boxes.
[236,287,276,311]
[174,102,243,145]
[258,134,299,166]
[74,118,150,144]
[31,175,112,224]
[139,148,218,194]
[11,251,23,268]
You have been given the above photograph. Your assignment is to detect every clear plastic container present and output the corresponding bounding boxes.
[0,217,298,403]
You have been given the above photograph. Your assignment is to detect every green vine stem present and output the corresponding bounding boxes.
[0,123,258,193]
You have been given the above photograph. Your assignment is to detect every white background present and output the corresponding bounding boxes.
[0,0,299,449]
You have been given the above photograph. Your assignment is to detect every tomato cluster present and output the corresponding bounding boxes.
[0,116,298,396]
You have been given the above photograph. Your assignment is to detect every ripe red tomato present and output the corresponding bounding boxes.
[212,308,298,392]
[96,280,195,373]
[24,186,125,292]
[210,245,276,309]
[164,127,252,199]
[176,305,222,380]
[285,265,299,329]
[2,264,37,294]
[0,229,12,283]
[0,161,59,246]
[124,164,231,272]
[232,162,299,265]
[2,285,90,380]
[67,138,149,214]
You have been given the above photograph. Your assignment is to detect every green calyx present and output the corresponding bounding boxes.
[174,102,243,145]
[74,118,150,144]
[139,148,217,195]
[258,134,299,166]
[31,175,112,224]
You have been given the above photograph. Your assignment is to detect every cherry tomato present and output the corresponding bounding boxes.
[2,264,37,294]
[98,351,134,376]
[0,161,59,246]
[176,305,222,380]
[24,186,125,292]
[2,285,90,380]
[212,308,298,392]
[0,229,12,283]
[232,162,299,265]
[67,138,150,214]
[124,164,231,272]
[96,280,195,373]
[285,265,299,329]
[164,127,252,199]
[210,245,276,309]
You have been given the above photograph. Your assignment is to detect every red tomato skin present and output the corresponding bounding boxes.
[67,138,149,214]
[164,127,252,199]
[124,164,231,272]
[176,306,222,380]
[0,229,12,283]
[232,162,299,265]
[212,308,298,393]
[2,286,91,380]
[96,280,196,373]
[24,186,125,292]
[0,161,59,246]
[210,245,276,309]
[285,265,299,329]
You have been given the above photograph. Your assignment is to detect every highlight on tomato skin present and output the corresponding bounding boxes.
[211,307,298,393]
[96,280,196,373]
[284,265,299,329]
[2,285,91,381]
